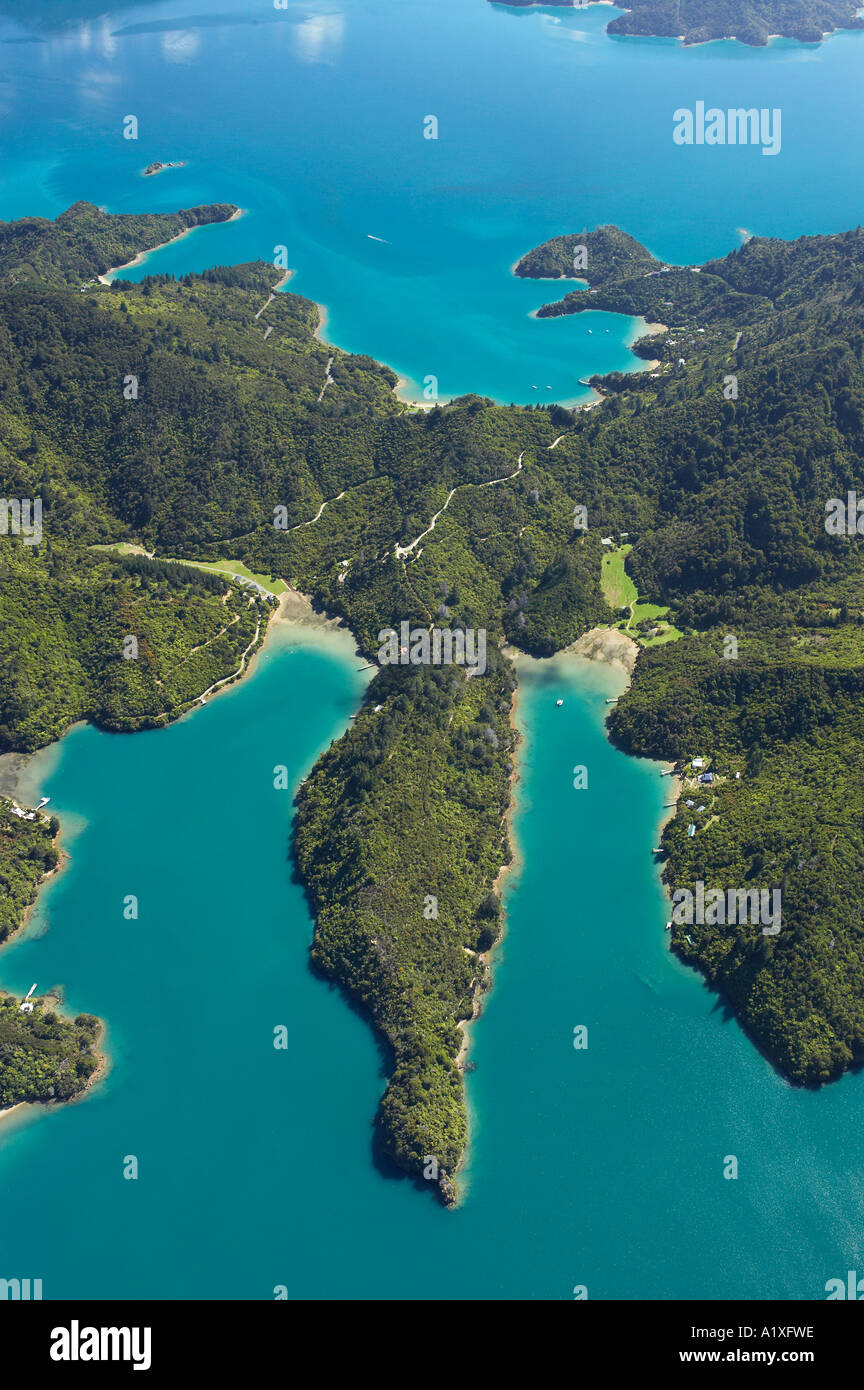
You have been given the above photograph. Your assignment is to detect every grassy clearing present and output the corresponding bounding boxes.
[91,545,287,595]
[183,559,288,595]
[601,545,682,645]
[601,544,637,610]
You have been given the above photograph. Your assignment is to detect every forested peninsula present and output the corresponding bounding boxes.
[4,202,864,1197]
[0,200,238,288]
[491,0,864,46]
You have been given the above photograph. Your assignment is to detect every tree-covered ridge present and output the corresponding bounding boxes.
[517,224,864,385]
[0,200,238,288]
[515,224,657,282]
[0,798,59,946]
[0,248,401,748]
[606,0,863,45]
[296,656,516,1197]
[491,0,864,46]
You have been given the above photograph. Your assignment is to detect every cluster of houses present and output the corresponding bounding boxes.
[686,759,716,838]
[4,796,50,824]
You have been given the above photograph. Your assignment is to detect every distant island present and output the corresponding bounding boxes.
[490,0,864,46]
[143,161,186,177]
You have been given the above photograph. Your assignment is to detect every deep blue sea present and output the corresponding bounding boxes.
[2,0,864,1300]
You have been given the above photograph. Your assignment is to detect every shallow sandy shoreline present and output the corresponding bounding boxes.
[0,751,35,801]
[395,375,437,409]
[0,1008,108,1128]
[271,587,364,662]
[313,301,331,344]
[455,671,525,1078]
[565,624,639,676]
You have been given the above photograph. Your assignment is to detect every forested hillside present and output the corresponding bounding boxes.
[520,221,864,1086]
[491,0,863,46]
[5,202,864,1194]
[0,200,238,288]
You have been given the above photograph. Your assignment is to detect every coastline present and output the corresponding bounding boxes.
[0,587,356,1135]
[626,315,668,374]
[455,664,524,1075]
[565,625,681,842]
[313,300,331,345]
[0,1007,108,1126]
[452,655,524,1202]
[395,375,437,409]
[454,626,638,1198]
[97,205,245,285]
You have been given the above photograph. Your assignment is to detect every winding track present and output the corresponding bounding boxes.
[395,451,525,559]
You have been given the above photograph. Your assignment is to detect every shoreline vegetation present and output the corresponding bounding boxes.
[0,790,107,1115]
[6,197,864,1198]
[97,205,244,284]
[0,589,351,1129]
[488,0,864,46]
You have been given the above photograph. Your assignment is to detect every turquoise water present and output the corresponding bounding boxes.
[4,640,864,1300]
[2,0,864,1300]
[1,0,864,402]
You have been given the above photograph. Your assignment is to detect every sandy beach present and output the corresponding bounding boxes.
[313,301,331,344]
[395,375,437,409]
[273,586,360,648]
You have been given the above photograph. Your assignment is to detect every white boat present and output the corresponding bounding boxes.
[556,699,563,707]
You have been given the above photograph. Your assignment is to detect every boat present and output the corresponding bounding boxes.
[556,699,563,707]
[665,921,672,931]
[605,698,617,704]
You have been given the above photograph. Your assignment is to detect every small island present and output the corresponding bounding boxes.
[143,161,186,177]
[491,0,864,47]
